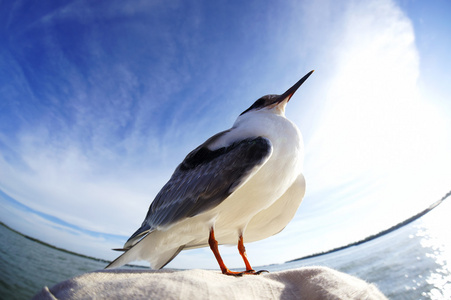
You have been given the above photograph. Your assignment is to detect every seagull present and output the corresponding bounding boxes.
[106,70,314,275]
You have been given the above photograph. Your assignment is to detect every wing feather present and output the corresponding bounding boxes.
[124,136,272,248]
[149,136,272,227]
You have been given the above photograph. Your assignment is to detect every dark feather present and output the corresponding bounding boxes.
[127,136,272,245]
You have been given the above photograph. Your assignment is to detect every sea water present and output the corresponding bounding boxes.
[1,199,450,299]
[267,199,451,299]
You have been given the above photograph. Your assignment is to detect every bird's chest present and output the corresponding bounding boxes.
[210,113,303,228]
[252,134,302,198]
[237,119,303,204]
[213,135,301,231]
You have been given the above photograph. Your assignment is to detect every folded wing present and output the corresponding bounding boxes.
[124,135,273,250]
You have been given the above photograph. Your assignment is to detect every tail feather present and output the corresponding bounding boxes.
[112,248,127,252]
[124,223,151,249]
[157,245,184,269]
[105,246,141,269]
[105,230,185,270]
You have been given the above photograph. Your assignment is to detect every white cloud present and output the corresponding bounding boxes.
[1,0,450,270]
[302,0,449,211]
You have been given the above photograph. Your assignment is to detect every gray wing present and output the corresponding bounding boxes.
[124,135,272,248]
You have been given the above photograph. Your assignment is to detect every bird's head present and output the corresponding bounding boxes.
[240,70,314,116]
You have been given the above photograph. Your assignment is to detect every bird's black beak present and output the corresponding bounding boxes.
[276,70,314,104]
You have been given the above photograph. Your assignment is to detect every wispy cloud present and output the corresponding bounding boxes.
[301,0,448,211]
[0,0,450,268]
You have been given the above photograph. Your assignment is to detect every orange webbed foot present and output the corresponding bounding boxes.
[222,269,269,276]
[243,269,269,275]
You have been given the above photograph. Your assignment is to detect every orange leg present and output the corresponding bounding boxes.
[238,235,254,272]
[208,228,268,276]
[237,235,268,275]
[209,228,243,276]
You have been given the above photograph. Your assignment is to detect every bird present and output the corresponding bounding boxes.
[106,70,314,275]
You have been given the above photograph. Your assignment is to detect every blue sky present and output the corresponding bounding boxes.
[1,0,450,269]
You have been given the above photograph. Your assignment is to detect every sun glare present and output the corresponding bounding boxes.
[304,0,449,227]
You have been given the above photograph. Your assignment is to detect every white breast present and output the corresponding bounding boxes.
[208,110,304,242]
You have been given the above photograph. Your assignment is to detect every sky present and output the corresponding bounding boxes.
[1,0,450,269]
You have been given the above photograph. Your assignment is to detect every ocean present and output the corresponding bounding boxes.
[1,199,450,300]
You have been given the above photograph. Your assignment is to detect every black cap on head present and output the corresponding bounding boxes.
[240,70,314,116]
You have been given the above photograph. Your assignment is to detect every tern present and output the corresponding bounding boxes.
[106,70,314,275]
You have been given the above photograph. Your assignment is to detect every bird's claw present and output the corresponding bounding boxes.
[223,269,269,276]
[245,269,269,275]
